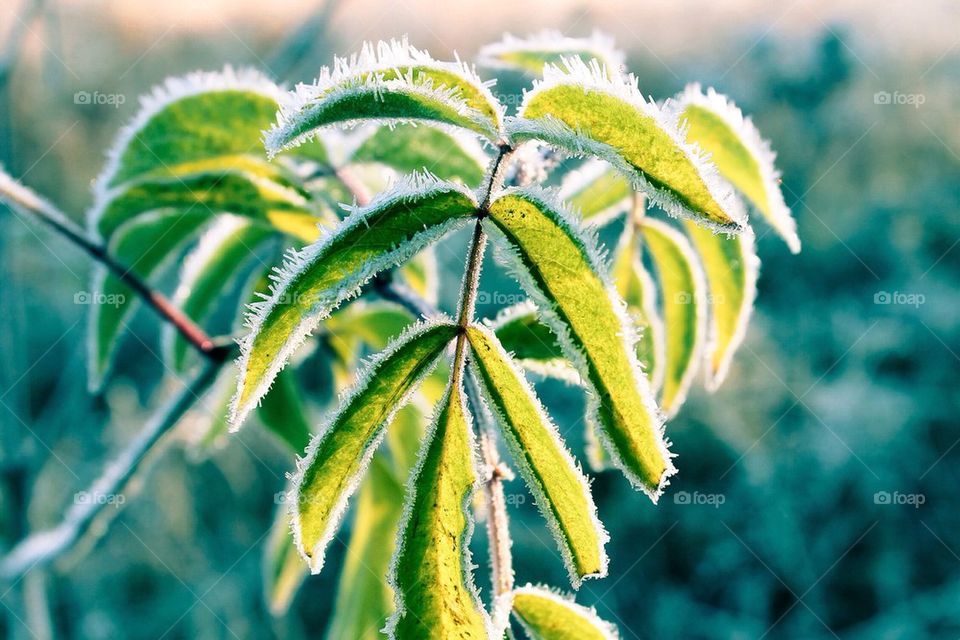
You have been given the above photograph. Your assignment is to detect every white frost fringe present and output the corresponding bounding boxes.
[509,56,748,234]
[669,83,800,253]
[510,583,620,639]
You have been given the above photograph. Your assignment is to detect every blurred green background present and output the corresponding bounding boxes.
[1,1,958,638]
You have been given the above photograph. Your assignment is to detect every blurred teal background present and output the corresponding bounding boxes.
[1,1,958,638]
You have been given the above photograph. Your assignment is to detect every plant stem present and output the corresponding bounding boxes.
[480,431,515,596]
[0,169,229,362]
[0,360,223,579]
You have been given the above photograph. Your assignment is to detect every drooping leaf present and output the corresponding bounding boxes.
[257,368,312,453]
[487,189,674,500]
[264,497,309,616]
[466,324,608,585]
[673,84,800,253]
[640,218,707,416]
[683,222,759,390]
[352,124,488,186]
[509,58,745,231]
[324,454,405,639]
[231,175,478,428]
[559,160,632,226]
[511,585,619,640]
[386,379,491,640]
[164,216,274,372]
[88,210,209,390]
[266,39,503,154]
[290,320,457,573]
[478,30,625,77]
[611,221,664,392]
[489,302,577,383]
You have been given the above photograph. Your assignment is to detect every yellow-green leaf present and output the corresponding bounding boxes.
[489,302,577,383]
[386,380,491,640]
[466,324,608,585]
[511,585,618,640]
[352,124,488,186]
[291,320,457,573]
[559,160,633,226]
[478,30,625,77]
[487,189,674,500]
[231,175,477,428]
[674,84,800,253]
[640,219,707,416]
[683,222,759,390]
[510,58,745,231]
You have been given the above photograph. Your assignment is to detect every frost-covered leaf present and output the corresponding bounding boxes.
[386,379,491,640]
[326,301,414,354]
[487,189,674,500]
[264,497,309,616]
[673,84,800,253]
[88,210,209,390]
[511,585,619,640]
[290,320,457,573]
[352,124,487,186]
[559,160,632,226]
[478,30,625,77]
[466,324,607,585]
[399,247,440,307]
[509,58,746,231]
[611,223,664,392]
[683,222,759,390]
[164,216,274,372]
[93,171,323,242]
[640,219,707,416]
[489,302,576,383]
[231,175,478,428]
[266,38,503,154]
[257,368,312,453]
[325,454,405,638]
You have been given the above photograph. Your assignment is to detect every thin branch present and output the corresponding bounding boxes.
[0,168,230,363]
[0,359,224,580]
[372,273,435,319]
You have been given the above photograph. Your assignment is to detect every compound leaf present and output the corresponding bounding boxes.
[352,124,487,186]
[509,58,745,231]
[478,30,625,77]
[266,39,503,154]
[683,222,759,390]
[386,379,491,640]
[466,324,607,585]
[640,218,707,416]
[231,175,477,428]
[487,189,674,500]
[290,320,457,573]
[88,210,208,390]
[511,585,618,640]
[673,84,800,253]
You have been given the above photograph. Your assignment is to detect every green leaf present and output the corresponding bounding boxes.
[673,84,800,253]
[490,302,576,383]
[257,368,312,453]
[510,58,745,231]
[93,171,323,242]
[325,301,414,353]
[478,30,625,77]
[231,175,478,428]
[88,210,209,390]
[511,585,618,640]
[266,39,503,154]
[683,222,759,390]
[400,247,440,307]
[163,216,274,372]
[640,219,707,416]
[352,124,487,186]
[386,379,491,640]
[324,454,405,638]
[466,324,608,585]
[487,189,674,500]
[559,160,632,226]
[290,320,457,573]
[264,498,309,616]
[611,223,664,393]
